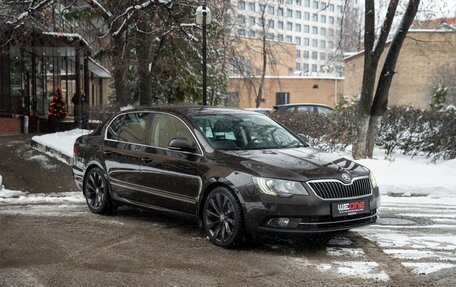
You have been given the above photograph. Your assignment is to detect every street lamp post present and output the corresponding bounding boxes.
[196,4,211,106]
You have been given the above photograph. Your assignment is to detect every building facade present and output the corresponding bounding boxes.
[344,30,456,109]
[233,0,359,76]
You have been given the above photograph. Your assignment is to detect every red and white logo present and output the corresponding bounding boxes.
[337,201,365,212]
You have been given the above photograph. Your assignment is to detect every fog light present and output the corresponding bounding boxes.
[277,217,290,227]
[266,217,301,228]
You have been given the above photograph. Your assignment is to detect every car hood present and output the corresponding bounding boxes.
[220,148,369,182]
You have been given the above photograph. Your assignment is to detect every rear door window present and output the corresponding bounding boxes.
[106,113,150,144]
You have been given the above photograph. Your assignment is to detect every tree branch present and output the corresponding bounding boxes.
[373,0,399,59]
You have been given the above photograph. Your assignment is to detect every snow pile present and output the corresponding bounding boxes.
[32,129,91,158]
[356,156,456,197]
[0,185,84,205]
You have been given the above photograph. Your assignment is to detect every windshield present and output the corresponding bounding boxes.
[191,113,304,150]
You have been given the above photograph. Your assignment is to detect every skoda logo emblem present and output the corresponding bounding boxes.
[341,173,351,182]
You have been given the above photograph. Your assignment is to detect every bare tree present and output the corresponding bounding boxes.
[352,0,421,159]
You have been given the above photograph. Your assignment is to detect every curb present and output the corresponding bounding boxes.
[31,139,73,165]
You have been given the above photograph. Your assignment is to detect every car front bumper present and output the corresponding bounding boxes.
[239,185,380,234]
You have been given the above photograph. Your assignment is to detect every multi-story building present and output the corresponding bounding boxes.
[233,0,359,76]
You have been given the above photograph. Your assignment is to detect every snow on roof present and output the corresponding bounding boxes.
[42,31,91,48]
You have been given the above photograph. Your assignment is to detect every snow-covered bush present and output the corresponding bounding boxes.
[272,105,456,160]
[430,83,448,111]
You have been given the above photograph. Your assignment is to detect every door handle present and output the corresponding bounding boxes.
[103,150,112,156]
[141,157,153,164]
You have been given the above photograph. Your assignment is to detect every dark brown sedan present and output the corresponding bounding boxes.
[73,106,379,248]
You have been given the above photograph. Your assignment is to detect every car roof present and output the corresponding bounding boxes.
[273,103,333,109]
[120,105,261,117]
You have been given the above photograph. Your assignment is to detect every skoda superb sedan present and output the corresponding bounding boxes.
[73,106,379,248]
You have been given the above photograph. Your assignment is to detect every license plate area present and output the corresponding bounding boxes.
[331,199,370,218]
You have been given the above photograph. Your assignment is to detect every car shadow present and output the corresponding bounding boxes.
[113,205,349,254]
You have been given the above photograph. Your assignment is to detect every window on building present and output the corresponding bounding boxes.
[320,65,325,72]
[296,62,301,70]
[329,16,334,24]
[312,64,317,72]
[296,49,301,58]
[304,0,310,7]
[320,40,326,48]
[312,13,318,22]
[303,50,309,59]
[287,9,293,17]
[268,19,274,28]
[328,41,334,49]
[237,15,246,25]
[278,7,283,16]
[286,35,292,42]
[276,92,290,105]
[304,12,310,20]
[248,30,255,38]
[286,0,292,4]
[267,5,275,15]
[320,27,326,36]
[287,22,293,30]
[267,33,275,40]
[295,23,301,32]
[295,10,301,19]
[329,4,334,12]
[259,4,266,12]
[248,16,255,27]
[312,1,318,9]
[312,39,318,47]
[328,28,334,36]
[312,51,318,59]
[312,26,318,34]
[278,20,284,29]
[239,1,246,10]
[303,63,309,72]
[278,34,284,41]
[303,25,310,33]
[303,37,310,46]
[296,0,302,5]
[320,15,326,23]
[248,2,255,12]
[295,37,301,45]
[337,5,342,13]
[320,53,326,60]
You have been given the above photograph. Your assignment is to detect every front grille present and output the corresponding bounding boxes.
[307,177,372,199]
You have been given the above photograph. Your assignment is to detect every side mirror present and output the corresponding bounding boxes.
[168,137,197,152]
[297,133,310,147]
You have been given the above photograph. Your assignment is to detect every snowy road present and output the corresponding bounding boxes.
[1,190,455,286]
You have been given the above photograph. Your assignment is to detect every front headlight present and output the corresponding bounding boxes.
[252,177,309,197]
[369,172,378,189]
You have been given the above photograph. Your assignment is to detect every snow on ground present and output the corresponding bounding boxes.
[11,130,456,278]
[0,189,84,205]
[31,129,91,158]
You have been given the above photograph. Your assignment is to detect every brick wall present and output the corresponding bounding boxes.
[228,77,344,108]
[344,31,456,109]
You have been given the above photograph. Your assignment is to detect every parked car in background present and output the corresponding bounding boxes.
[73,106,379,248]
[244,108,273,115]
[273,103,333,115]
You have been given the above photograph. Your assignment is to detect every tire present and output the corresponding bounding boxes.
[203,187,244,248]
[83,167,116,215]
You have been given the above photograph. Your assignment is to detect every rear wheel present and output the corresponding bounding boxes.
[203,187,244,248]
[83,167,116,215]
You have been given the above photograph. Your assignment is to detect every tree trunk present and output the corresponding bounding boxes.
[366,115,382,158]
[112,35,130,106]
[256,34,268,108]
[352,55,378,159]
[365,0,421,156]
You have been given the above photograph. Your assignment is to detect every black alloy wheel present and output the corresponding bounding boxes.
[203,187,244,248]
[83,167,115,215]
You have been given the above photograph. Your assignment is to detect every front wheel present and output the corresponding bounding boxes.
[203,187,244,248]
[83,167,116,215]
